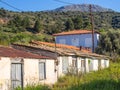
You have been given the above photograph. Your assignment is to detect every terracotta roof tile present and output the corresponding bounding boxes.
[0,46,49,59]
[12,42,110,59]
[30,41,91,53]
[53,30,99,36]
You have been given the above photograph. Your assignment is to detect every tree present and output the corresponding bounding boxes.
[65,18,74,30]
[22,16,30,28]
[8,15,22,27]
[83,18,91,29]
[34,19,42,33]
[96,29,120,57]
[73,16,83,29]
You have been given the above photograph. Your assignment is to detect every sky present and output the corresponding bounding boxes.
[0,0,120,12]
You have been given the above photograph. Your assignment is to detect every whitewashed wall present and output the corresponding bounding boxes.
[88,59,93,71]
[24,58,39,85]
[57,56,63,77]
[77,57,81,73]
[93,59,99,71]
[101,60,105,69]
[0,57,57,90]
[24,58,57,85]
[0,57,11,90]
[57,56,75,76]
[105,60,109,68]
[43,59,57,84]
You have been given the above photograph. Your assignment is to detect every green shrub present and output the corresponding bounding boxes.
[53,62,120,90]
[15,84,51,90]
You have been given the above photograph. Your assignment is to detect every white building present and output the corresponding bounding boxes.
[0,46,57,90]
[12,41,109,76]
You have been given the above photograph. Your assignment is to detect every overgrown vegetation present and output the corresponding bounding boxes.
[14,62,120,90]
[15,84,51,90]
[52,62,120,90]
[0,8,120,56]
[96,29,120,61]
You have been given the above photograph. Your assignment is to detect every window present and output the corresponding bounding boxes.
[71,38,79,46]
[85,38,92,47]
[62,57,69,73]
[39,62,46,80]
[59,39,66,44]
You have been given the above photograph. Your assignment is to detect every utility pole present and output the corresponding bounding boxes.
[89,4,95,53]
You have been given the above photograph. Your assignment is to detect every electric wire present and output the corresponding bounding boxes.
[0,0,23,12]
[53,0,75,5]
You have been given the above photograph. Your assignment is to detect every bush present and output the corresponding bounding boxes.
[53,62,120,90]
[15,84,51,90]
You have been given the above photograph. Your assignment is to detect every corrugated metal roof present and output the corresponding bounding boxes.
[53,30,99,36]
[0,46,50,59]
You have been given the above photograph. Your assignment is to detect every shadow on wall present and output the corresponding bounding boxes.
[68,79,120,90]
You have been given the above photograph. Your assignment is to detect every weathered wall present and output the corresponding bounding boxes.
[77,57,81,73]
[24,58,39,85]
[93,59,99,71]
[57,56,63,77]
[105,60,109,68]
[0,57,11,90]
[24,58,57,85]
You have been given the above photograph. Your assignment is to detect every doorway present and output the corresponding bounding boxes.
[11,63,23,89]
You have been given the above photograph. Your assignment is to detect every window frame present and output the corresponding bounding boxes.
[39,61,46,80]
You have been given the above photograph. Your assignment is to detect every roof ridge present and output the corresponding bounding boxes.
[53,30,99,36]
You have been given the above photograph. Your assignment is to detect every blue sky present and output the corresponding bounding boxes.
[0,0,120,12]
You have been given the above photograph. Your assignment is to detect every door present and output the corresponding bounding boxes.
[62,57,69,74]
[81,60,86,73]
[98,60,101,70]
[11,63,23,89]
[72,56,77,74]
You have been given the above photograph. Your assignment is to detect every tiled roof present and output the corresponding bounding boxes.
[32,41,80,50]
[30,41,110,59]
[12,42,110,59]
[0,46,49,59]
[30,41,91,53]
[53,30,99,36]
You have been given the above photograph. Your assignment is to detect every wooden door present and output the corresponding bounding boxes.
[81,60,85,72]
[11,63,23,89]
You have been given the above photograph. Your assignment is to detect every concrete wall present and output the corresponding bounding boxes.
[56,33,99,49]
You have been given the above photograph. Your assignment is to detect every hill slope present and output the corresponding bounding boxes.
[0,4,119,46]
[53,4,114,12]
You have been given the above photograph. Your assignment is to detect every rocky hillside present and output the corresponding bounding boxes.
[54,4,114,12]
